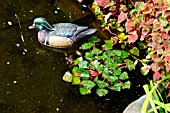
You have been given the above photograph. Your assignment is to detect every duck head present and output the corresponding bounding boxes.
[29,17,54,30]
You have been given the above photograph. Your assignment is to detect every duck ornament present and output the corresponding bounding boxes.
[29,17,97,48]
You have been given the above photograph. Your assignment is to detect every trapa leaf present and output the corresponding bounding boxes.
[82,80,96,88]
[119,71,129,80]
[88,36,101,43]
[125,59,135,71]
[63,71,72,82]
[96,88,108,97]
[122,81,131,89]
[130,47,139,56]
[80,87,91,95]
[81,42,94,50]
[96,80,109,88]
[72,76,81,85]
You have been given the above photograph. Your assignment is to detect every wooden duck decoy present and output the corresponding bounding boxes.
[29,17,97,48]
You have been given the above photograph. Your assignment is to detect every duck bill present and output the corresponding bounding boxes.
[28,25,35,29]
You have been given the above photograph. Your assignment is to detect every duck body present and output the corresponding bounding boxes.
[29,17,97,48]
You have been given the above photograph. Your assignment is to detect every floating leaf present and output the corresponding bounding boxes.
[63,71,72,82]
[72,66,80,75]
[92,48,103,54]
[113,69,122,76]
[74,57,83,65]
[114,56,122,63]
[72,76,80,85]
[81,70,90,79]
[91,60,100,69]
[96,88,108,97]
[81,42,94,50]
[120,50,130,58]
[130,47,139,56]
[78,60,88,68]
[122,81,131,89]
[102,70,110,78]
[141,66,150,75]
[85,52,93,58]
[107,76,118,83]
[94,76,98,82]
[102,40,113,50]
[105,58,115,68]
[106,50,116,57]
[96,64,104,73]
[80,87,91,95]
[138,42,147,49]
[88,36,101,43]
[118,33,127,41]
[125,59,135,71]
[110,83,122,91]
[96,80,109,88]
[117,26,125,32]
[82,80,96,88]
[112,50,122,56]
[95,56,102,60]
[119,72,129,80]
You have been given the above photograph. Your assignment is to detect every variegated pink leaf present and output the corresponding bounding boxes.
[153,71,162,81]
[125,19,134,33]
[128,31,138,43]
[96,0,110,8]
[117,12,127,23]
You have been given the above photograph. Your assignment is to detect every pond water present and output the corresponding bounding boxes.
[0,0,148,112]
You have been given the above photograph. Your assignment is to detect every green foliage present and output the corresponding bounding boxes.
[142,75,170,113]
[63,36,135,96]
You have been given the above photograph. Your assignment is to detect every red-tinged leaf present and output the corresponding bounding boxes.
[128,31,138,43]
[142,27,149,36]
[140,21,148,27]
[165,63,170,72]
[162,40,170,50]
[153,71,162,81]
[117,12,127,23]
[141,65,150,75]
[96,0,110,8]
[147,18,154,25]
[89,70,99,76]
[151,63,160,72]
[152,0,158,4]
[153,19,161,31]
[125,19,135,33]
[164,54,170,61]
[168,90,170,97]
[161,32,168,39]
[111,37,118,44]
[142,5,152,14]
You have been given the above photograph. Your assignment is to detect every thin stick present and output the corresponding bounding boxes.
[15,14,25,43]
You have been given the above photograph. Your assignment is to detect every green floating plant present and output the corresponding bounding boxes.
[63,36,137,96]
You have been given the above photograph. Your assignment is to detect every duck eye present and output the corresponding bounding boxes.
[39,25,43,30]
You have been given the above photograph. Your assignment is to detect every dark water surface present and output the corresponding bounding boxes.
[0,0,147,113]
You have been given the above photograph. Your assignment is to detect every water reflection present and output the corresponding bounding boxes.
[0,0,146,112]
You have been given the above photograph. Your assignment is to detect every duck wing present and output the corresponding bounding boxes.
[52,23,88,38]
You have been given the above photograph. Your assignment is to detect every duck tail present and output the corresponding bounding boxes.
[83,29,97,35]
[74,28,97,42]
